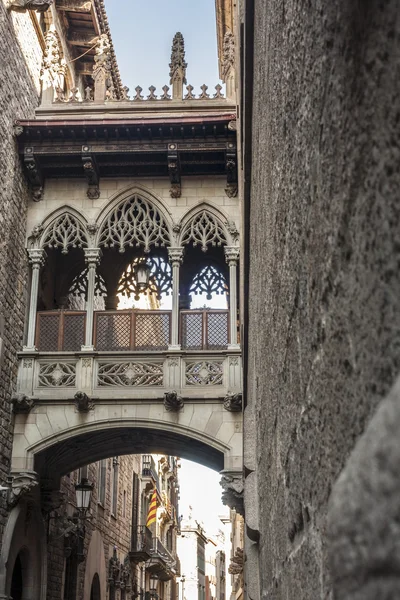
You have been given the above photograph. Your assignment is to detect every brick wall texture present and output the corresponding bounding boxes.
[0,4,41,536]
[246,1,400,598]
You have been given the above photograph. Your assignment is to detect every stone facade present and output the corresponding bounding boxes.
[0,2,42,537]
[238,0,400,598]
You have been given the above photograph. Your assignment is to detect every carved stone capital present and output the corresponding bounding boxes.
[8,472,39,508]
[84,248,102,266]
[220,471,244,516]
[224,246,240,266]
[27,248,46,267]
[223,392,242,412]
[11,393,35,414]
[74,391,95,413]
[164,391,184,412]
[170,183,181,198]
[168,247,184,266]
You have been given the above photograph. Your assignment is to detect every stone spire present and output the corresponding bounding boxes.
[92,34,112,102]
[169,32,187,100]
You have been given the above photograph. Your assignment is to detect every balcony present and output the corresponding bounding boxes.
[18,309,241,401]
[146,537,176,581]
[142,456,160,491]
[35,309,230,353]
[130,525,153,563]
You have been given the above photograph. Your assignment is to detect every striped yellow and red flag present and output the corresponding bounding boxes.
[146,488,159,527]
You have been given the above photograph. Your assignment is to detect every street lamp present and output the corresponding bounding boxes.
[149,574,159,599]
[75,477,93,514]
[136,262,150,291]
[74,477,93,562]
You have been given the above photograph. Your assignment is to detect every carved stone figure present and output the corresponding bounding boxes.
[40,25,66,102]
[228,547,244,575]
[74,391,94,413]
[169,32,187,99]
[93,34,112,102]
[11,393,35,414]
[220,472,244,515]
[223,392,242,412]
[8,0,53,12]
[164,391,184,412]
[84,86,93,101]
[8,472,39,508]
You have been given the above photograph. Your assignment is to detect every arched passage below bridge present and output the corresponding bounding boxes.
[11,400,242,487]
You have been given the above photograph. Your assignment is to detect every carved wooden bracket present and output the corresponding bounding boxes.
[168,143,181,198]
[225,142,238,198]
[24,147,44,201]
[82,145,100,199]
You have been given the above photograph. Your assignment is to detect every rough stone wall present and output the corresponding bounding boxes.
[245,1,400,598]
[0,3,41,536]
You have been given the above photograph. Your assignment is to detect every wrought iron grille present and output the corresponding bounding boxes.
[180,310,229,350]
[36,311,86,352]
[94,311,171,351]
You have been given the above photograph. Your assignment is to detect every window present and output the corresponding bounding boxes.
[98,460,107,505]
[111,457,119,516]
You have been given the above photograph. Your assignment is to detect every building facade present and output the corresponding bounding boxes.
[0,1,242,598]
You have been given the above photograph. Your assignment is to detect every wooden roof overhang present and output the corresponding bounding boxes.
[15,112,237,200]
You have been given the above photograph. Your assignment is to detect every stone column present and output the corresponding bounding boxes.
[82,248,102,351]
[24,249,46,351]
[168,247,184,350]
[224,247,240,348]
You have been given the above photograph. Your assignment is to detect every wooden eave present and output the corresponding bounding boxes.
[16,114,237,180]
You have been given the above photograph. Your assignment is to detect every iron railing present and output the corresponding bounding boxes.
[151,537,175,567]
[131,525,153,555]
[142,455,160,490]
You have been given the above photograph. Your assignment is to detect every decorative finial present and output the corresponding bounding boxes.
[169,32,187,100]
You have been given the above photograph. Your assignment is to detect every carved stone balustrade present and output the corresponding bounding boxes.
[16,350,242,402]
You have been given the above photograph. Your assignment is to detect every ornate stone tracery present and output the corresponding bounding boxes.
[98,195,171,253]
[38,362,76,387]
[180,210,228,252]
[190,265,227,300]
[221,31,235,82]
[41,213,88,254]
[185,361,224,386]
[97,362,164,387]
[117,256,172,301]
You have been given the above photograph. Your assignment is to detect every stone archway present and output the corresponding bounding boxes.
[90,574,101,600]
[0,500,47,600]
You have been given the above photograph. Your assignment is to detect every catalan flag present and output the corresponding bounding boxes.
[146,488,159,527]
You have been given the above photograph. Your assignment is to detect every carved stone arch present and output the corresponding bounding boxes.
[35,206,90,254]
[178,203,237,250]
[95,185,174,253]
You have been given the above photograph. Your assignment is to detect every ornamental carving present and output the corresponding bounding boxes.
[69,269,107,302]
[220,472,244,515]
[40,25,66,91]
[74,391,94,412]
[223,392,242,412]
[228,547,244,575]
[185,361,223,386]
[38,362,76,387]
[97,362,163,387]
[8,0,53,12]
[221,31,235,82]
[11,393,35,414]
[181,211,228,252]
[164,391,184,412]
[98,195,171,253]
[41,214,88,254]
[8,472,39,508]
[190,265,227,300]
[169,32,187,85]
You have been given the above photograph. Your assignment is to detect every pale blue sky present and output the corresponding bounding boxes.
[104,0,221,96]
